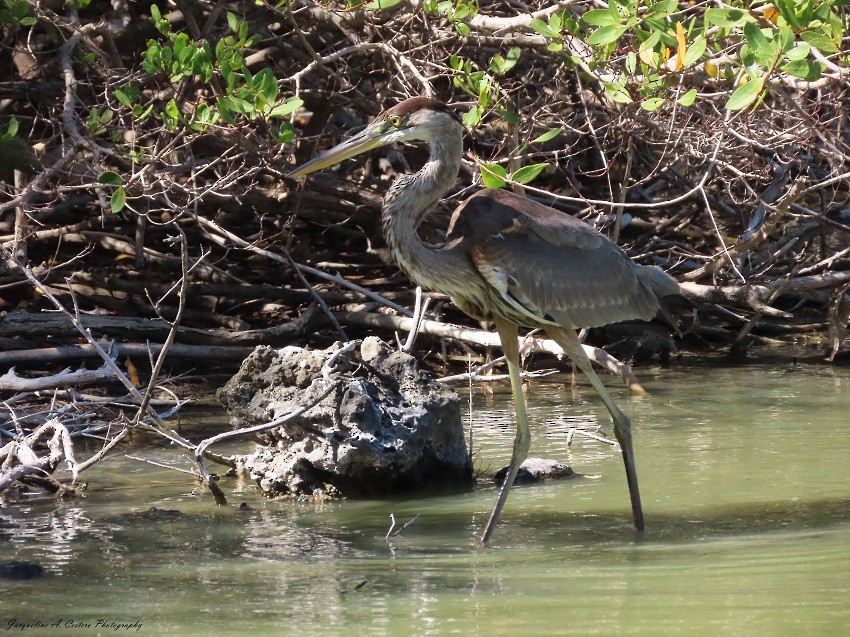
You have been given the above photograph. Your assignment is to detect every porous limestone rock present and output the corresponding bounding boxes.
[217,337,471,498]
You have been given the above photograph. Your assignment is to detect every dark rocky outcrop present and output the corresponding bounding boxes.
[218,337,472,499]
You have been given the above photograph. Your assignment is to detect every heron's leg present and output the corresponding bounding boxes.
[480,316,531,544]
[548,327,645,531]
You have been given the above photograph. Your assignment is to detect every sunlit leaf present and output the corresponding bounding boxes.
[529,18,560,38]
[110,187,127,213]
[785,43,810,61]
[777,26,794,53]
[227,11,239,33]
[511,162,548,184]
[603,82,633,103]
[640,97,665,111]
[462,105,481,127]
[587,24,627,46]
[725,77,764,111]
[531,128,562,144]
[677,88,698,106]
[364,0,401,9]
[480,162,507,188]
[744,23,774,55]
[582,9,619,26]
[704,8,753,28]
[782,59,825,81]
[799,30,839,54]
[683,36,706,68]
[269,96,303,118]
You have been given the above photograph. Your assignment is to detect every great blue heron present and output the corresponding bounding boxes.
[288,97,679,543]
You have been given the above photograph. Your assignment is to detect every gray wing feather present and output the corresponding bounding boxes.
[474,233,660,329]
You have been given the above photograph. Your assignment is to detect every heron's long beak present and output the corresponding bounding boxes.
[287,125,393,179]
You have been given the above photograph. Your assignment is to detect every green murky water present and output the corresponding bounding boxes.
[2,363,849,636]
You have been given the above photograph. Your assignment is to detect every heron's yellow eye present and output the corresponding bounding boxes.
[388,115,403,128]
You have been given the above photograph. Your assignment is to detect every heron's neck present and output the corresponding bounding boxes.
[381,128,462,287]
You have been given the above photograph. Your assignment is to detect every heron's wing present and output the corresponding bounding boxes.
[447,188,606,251]
[452,190,661,328]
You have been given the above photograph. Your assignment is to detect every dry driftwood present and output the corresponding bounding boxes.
[337,311,649,394]
[0,308,317,347]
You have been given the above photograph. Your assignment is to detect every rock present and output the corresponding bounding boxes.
[217,338,471,499]
[144,507,182,521]
[0,560,44,580]
[494,458,577,486]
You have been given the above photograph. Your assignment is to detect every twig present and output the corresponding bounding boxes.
[385,513,419,538]
[193,214,412,316]
[124,453,199,476]
[192,381,341,494]
[566,428,617,447]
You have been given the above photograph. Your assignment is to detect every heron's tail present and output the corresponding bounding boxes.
[638,265,680,299]
[639,266,683,336]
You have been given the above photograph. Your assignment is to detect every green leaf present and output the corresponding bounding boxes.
[511,162,548,184]
[704,8,753,28]
[774,0,801,29]
[114,88,132,107]
[640,97,665,112]
[6,117,18,138]
[531,127,562,144]
[480,162,506,188]
[799,30,839,54]
[489,54,506,75]
[743,23,773,53]
[582,9,619,26]
[269,96,303,118]
[725,77,764,111]
[227,12,238,33]
[529,18,560,39]
[164,98,180,119]
[603,81,633,103]
[677,88,698,107]
[462,105,481,127]
[782,59,825,81]
[255,68,279,104]
[364,0,401,9]
[683,36,706,68]
[19,16,36,26]
[646,0,677,17]
[587,25,627,46]
[777,26,795,53]
[98,170,123,185]
[110,187,126,213]
[785,43,810,61]
[503,47,521,73]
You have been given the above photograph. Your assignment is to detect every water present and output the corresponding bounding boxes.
[2,363,849,636]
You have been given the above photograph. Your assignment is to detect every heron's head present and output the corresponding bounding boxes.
[287,97,461,179]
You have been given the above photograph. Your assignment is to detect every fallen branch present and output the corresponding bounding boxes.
[0,365,117,392]
[0,343,255,367]
[337,311,647,394]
